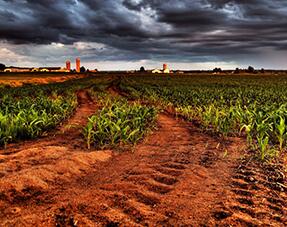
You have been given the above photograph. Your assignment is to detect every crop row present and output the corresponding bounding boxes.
[0,75,111,147]
[119,74,287,160]
[83,89,157,149]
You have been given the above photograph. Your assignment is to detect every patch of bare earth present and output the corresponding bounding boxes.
[0,90,111,225]
[215,157,287,226]
[0,94,286,226]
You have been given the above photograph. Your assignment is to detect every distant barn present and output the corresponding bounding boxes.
[4,67,31,72]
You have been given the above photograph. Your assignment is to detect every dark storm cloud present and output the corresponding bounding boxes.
[1,0,287,64]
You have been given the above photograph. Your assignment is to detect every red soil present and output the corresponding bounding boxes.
[0,91,286,226]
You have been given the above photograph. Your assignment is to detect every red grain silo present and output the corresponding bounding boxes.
[163,64,168,70]
[66,60,71,71]
[76,58,80,73]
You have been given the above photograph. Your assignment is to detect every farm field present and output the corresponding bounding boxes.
[0,73,286,226]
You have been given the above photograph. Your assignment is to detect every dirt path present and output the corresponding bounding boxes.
[1,90,96,154]
[0,91,286,226]
[0,90,112,224]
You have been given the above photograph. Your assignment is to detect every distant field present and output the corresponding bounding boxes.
[0,71,285,87]
[0,72,91,86]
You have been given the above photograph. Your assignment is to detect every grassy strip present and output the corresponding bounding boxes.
[83,94,157,149]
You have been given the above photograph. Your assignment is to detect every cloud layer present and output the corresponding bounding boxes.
[0,0,287,69]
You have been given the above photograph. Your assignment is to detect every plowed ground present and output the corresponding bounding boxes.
[0,90,286,226]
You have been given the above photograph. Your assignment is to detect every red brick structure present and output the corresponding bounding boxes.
[163,64,168,70]
[76,58,80,73]
[66,60,71,71]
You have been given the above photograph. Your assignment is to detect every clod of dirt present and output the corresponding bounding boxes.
[55,206,78,227]
[213,211,233,220]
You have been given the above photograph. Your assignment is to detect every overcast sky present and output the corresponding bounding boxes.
[0,0,287,70]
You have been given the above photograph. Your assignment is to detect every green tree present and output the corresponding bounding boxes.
[234,68,240,74]
[247,66,255,73]
[213,67,222,73]
[0,63,6,71]
[140,66,146,72]
[80,66,86,73]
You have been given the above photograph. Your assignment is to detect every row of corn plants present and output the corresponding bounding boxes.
[83,89,157,149]
[0,75,112,147]
[0,87,77,147]
[118,74,287,160]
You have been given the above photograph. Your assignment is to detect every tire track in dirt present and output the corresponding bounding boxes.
[0,111,246,226]
[214,158,287,226]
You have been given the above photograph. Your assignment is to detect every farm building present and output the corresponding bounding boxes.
[4,60,71,73]
[32,67,69,72]
[4,67,31,72]
[163,68,170,73]
[152,69,162,74]
[152,64,171,74]
[76,58,81,73]
[31,68,39,72]
[40,68,49,72]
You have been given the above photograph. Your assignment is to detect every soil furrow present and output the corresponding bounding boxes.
[0,112,243,226]
[0,91,286,226]
[216,159,287,226]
